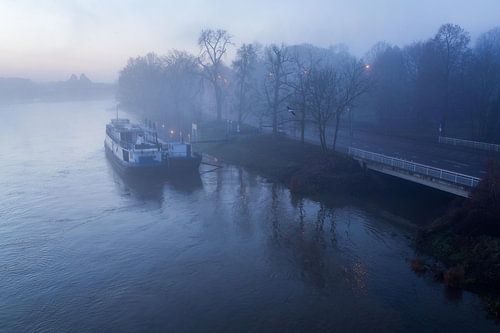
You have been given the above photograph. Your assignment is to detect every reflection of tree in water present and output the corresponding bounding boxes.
[267,191,369,292]
[291,202,336,288]
[266,185,336,288]
[233,167,253,236]
[269,183,283,244]
[291,193,337,246]
[212,166,225,211]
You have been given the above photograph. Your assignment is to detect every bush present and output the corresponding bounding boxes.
[427,161,500,237]
[443,265,465,289]
[410,258,427,273]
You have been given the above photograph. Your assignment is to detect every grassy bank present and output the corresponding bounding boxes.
[195,133,454,222]
[195,134,367,196]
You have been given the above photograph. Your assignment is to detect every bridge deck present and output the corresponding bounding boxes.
[348,147,480,197]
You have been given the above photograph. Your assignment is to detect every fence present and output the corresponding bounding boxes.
[348,147,481,188]
[439,136,500,153]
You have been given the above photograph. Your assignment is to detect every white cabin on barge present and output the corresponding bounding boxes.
[105,119,165,174]
[105,118,201,175]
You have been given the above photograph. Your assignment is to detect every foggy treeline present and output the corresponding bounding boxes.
[117,23,500,147]
[0,74,115,104]
[365,24,500,143]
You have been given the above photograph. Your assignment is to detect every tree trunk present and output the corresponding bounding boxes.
[272,77,280,136]
[332,113,341,151]
[300,111,305,144]
[238,81,245,124]
[318,122,327,152]
[300,95,306,144]
[272,105,278,135]
[215,85,223,121]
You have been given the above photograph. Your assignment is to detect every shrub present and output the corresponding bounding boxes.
[443,265,465,289]
[410,258,427,273]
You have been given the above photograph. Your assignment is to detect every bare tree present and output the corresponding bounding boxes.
[306,66,339,151]
[163,50,202,132]
[198,29,233,121]
[307,61,371,152]
[117,53,166,116]
[432,23,471,133]
[289,49,315,143]
[331,60,371,150]
[232,43,258,124]
[264,44,293,135]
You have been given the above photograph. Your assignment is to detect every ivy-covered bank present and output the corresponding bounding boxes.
[416,162,500,319]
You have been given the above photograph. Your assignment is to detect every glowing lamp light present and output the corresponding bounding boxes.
[170,130,175,135]
[365,64,371,70]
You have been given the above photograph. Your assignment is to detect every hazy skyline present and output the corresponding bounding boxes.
[1,0,499,82]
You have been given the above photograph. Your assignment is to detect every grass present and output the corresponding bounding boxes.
[195,133,366,196]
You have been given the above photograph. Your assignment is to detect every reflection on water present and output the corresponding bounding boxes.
[0,100,498,332]
[108,162,203,203]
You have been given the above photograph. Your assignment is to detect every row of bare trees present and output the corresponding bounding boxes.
[117,23,500,147]
[260,44,371,151]
[229,42,372,151]
[117,29,371,151]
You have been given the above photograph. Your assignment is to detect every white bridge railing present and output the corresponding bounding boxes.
[439,136,500,153]
[348,147,481,188]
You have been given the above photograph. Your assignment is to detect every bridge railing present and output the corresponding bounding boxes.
[348,147,481,188]
[439,136,500,153]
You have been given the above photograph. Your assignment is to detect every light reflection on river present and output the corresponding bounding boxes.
[0,100,497,332]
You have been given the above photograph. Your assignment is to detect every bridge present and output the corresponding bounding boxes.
[208,118,497,196]
[286,124,498,197]
[348,147,480,197]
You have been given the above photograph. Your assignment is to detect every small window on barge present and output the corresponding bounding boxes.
[122,149,129,162]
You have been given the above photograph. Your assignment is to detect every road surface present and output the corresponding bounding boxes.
[291,125,497,179]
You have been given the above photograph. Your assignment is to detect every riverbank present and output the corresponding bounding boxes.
[416,162,500,318]
[195,134,369,196]
[196,133,453,220]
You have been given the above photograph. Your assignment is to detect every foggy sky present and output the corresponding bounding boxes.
[1,0,499,82]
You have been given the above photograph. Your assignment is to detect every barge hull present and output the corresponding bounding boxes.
[105,143,169,177]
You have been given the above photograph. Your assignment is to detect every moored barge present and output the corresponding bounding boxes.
[105,118,201,176]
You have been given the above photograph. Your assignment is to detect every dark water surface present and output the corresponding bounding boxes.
[0,100,497,332]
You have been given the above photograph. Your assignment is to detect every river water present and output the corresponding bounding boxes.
[0,100,497,332]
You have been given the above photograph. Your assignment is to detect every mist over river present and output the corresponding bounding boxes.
[0,100,497,332]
